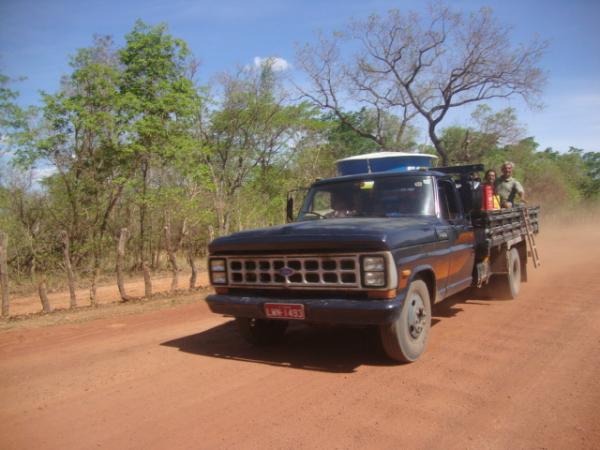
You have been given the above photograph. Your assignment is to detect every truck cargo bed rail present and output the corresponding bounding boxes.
[473,206,540,246]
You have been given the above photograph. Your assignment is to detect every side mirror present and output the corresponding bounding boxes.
[286,197,294,223]
[286,187,308,223]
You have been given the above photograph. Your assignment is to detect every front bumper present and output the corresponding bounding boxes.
[205,291,407,325]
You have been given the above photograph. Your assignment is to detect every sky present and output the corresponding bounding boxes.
[1,0,599,153]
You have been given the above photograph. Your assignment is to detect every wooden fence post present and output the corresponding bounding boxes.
[0,232,9,317]
[38,274,51,313]
[60,231,77,308]
[89,265,99,307]
[89,241,100,307]
[116,228,133,302]
[187,248,197,289]
[141,260,152,298]
[164,225,179,292]
[32,259,51,313]
[180,221,197,290]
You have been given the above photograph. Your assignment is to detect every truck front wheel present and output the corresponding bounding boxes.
[379,279,431,363]
[235,317,288,346]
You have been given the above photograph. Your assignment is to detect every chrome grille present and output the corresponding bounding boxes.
[227,255,360,288]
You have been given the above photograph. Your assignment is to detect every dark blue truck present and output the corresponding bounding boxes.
[206,165,539,363]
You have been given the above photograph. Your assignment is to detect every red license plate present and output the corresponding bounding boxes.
[264,303,305,320]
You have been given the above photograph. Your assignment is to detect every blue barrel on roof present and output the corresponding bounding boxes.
[336,152,437,176]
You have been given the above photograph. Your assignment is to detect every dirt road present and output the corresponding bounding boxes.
[1,223,599,449]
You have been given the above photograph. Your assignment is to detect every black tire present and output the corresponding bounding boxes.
[497,247,521,299]
[235,317,288,346]
[379,279,431,363]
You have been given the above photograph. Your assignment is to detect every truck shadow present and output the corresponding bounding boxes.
[162,291,490,373]
[162,320,391,373]
[431,288,492,326]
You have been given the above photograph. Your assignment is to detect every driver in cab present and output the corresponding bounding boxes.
[329,192,359,218]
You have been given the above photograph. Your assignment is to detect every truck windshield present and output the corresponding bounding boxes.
[298,176,435,220]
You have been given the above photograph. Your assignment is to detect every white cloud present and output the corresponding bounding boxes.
[32,166,57,183]
[253,56,290,72]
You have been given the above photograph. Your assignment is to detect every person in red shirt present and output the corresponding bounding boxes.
[483,169,501,209]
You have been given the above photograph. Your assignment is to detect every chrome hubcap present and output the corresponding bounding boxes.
[407,294,426,339]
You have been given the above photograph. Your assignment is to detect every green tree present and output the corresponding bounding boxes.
[1,74,33,181]
[13,35,131,302]
[119,20,200,263]
[200,61,317,234]
[441,106,525,164]
[0,74,22,143]
[568,147,600,200]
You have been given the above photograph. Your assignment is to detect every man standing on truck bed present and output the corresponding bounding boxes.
[496,161,525,207]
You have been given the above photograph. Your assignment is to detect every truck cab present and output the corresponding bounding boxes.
[296,171,476,300]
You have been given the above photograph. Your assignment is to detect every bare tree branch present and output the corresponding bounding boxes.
[297,4,547,164]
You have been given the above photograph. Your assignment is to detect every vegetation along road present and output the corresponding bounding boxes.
[0,222,599,449]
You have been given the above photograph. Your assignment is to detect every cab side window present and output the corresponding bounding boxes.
[438,180,462,221]
[312,191,332,213]
[438,183,450,220]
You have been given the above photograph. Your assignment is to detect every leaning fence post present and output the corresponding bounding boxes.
[141,260,152,298]
[116,228,133,302]
[60,230,77,308]
[164,225,179,292]
[187,246,197,289]
[0,231,9,317]
[37,273,51,313]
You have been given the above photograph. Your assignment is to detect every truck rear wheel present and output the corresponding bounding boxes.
[235,317,288,346]
[379,280,431,363]
[497,247,521,299]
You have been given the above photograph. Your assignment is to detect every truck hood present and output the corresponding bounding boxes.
[209,217,438,254]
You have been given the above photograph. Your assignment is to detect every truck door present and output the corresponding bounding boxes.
[437,179,476,296]
[434,180,454,298]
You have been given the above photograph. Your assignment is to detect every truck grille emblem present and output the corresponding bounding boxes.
[279,267,295,277]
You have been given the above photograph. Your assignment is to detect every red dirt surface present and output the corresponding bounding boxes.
[1,223,599,449]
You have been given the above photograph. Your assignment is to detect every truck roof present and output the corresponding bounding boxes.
[312,169,450,186]
[335,151,438,163]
